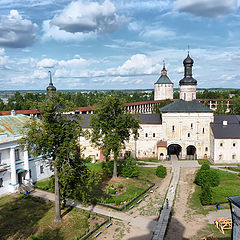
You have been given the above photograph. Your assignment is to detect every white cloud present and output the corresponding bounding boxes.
[108,54,161,76]
[32,69,48,79]
[173,0,238,18]
[43,0,127,40]
[38,58,58,68]
[0,10,38,48]
[0,48,5,55]
[140,27,176,40]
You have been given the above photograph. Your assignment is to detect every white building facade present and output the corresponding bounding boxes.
[0,114,53,195]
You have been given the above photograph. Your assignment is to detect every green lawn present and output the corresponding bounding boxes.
[0,194,104,240]
[197,159,212,165]
[34,179,51,190]
[225,166,240,173]
[191,169,240,212]
[137,158,159,163]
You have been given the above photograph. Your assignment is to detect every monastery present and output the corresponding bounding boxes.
[0,53,240,195]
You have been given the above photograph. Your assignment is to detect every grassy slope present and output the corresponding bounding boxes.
[0,195,94,240]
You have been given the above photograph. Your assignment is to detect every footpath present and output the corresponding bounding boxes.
[152,155,180,240]
[31,189,157,231]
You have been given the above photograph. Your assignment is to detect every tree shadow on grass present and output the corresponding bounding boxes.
[0,194,53,240]
[29,228,64,240]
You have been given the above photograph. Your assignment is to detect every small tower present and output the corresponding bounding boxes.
[46,71,56,95]
[179,53,197,101]
[154,62,173,101]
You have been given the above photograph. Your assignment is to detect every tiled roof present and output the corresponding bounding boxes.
[160,100,213,113]
[155,75,173,84]
[67,113,162,128]
[0,114,31,136]
[0,109,40,116]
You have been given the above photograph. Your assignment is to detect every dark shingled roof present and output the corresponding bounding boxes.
[160,99,213,113]
[211,115,240,139]
[227,195,240,209]
[67,113,162,128]
[155,75,173,84]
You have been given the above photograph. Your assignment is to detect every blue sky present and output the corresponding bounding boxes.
[1,0,240,90]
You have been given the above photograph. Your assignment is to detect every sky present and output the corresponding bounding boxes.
[1,0,240,90]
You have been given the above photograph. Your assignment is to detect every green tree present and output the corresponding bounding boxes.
[152,99,172,113]
[19,93,82,222]
[215,100,227,115]
[230,96,240,114]
[90,94,140,178]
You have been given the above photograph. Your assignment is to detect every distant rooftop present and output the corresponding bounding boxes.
[160,99,213,113]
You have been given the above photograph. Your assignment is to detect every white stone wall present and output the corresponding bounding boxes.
[154,83,173,101]
[162,112,214,159]
[211,138,240,164]
[80,124,163,160]
[180,85,197,101]
[0,136,53,195]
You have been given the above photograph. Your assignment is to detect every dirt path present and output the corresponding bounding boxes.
[97,168,172,240]
[165,168,207,240]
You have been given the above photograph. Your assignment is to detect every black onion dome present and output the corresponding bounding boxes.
[183,53,194,65]
[179,53,197,86]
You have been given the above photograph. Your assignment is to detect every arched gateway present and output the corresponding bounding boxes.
[167,144,182,159]
[186,145,196,160]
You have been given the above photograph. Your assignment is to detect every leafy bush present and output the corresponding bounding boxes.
[118,183,123,189]
[108,187,116,194]
[201,163,210,171]
[200,184,212,205]
[121,156,139,178]
[85,156,92,163]
[195,169,220,187]
[101,161,114,178]
[156,165,167,178]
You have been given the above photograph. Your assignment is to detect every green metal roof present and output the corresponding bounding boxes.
[155,75,173,84]
[0,114,31,136]
[160,99,213,113]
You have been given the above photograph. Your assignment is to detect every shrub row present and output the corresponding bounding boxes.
[194,164,220,205]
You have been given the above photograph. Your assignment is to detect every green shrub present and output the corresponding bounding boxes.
[156,165,167,178]
[115,199,121,205]
[200,163,210,171]
[108,187,116,194]
[207,169,220,187]
[195,169,220,187]
[118,183,123,189]
[85,156,92,163]
[101,161,114,178]
[121,156,139,178]
[200,184,212,205]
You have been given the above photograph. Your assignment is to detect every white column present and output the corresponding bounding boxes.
[23,149,30,180]
[10,147,17,185]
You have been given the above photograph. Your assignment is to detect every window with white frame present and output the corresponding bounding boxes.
[0,178,3,187]
[40,166,44,174]
[0,152,2,164]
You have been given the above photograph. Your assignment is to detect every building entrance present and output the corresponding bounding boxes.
[167,144,182,159]
[186,145,196,160]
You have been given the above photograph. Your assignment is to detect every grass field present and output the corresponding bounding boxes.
[197,159,212,165]
[191,169,240,212]
[137,158,159,163]
[0,194,105,240]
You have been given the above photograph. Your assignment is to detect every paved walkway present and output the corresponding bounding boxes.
[31,189,157,231]
[152,155,180,240]
[211,166,239,174]
[207,209,231,224]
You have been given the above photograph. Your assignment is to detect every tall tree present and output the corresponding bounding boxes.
[90,95,140,178]
[20,93,82,222]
